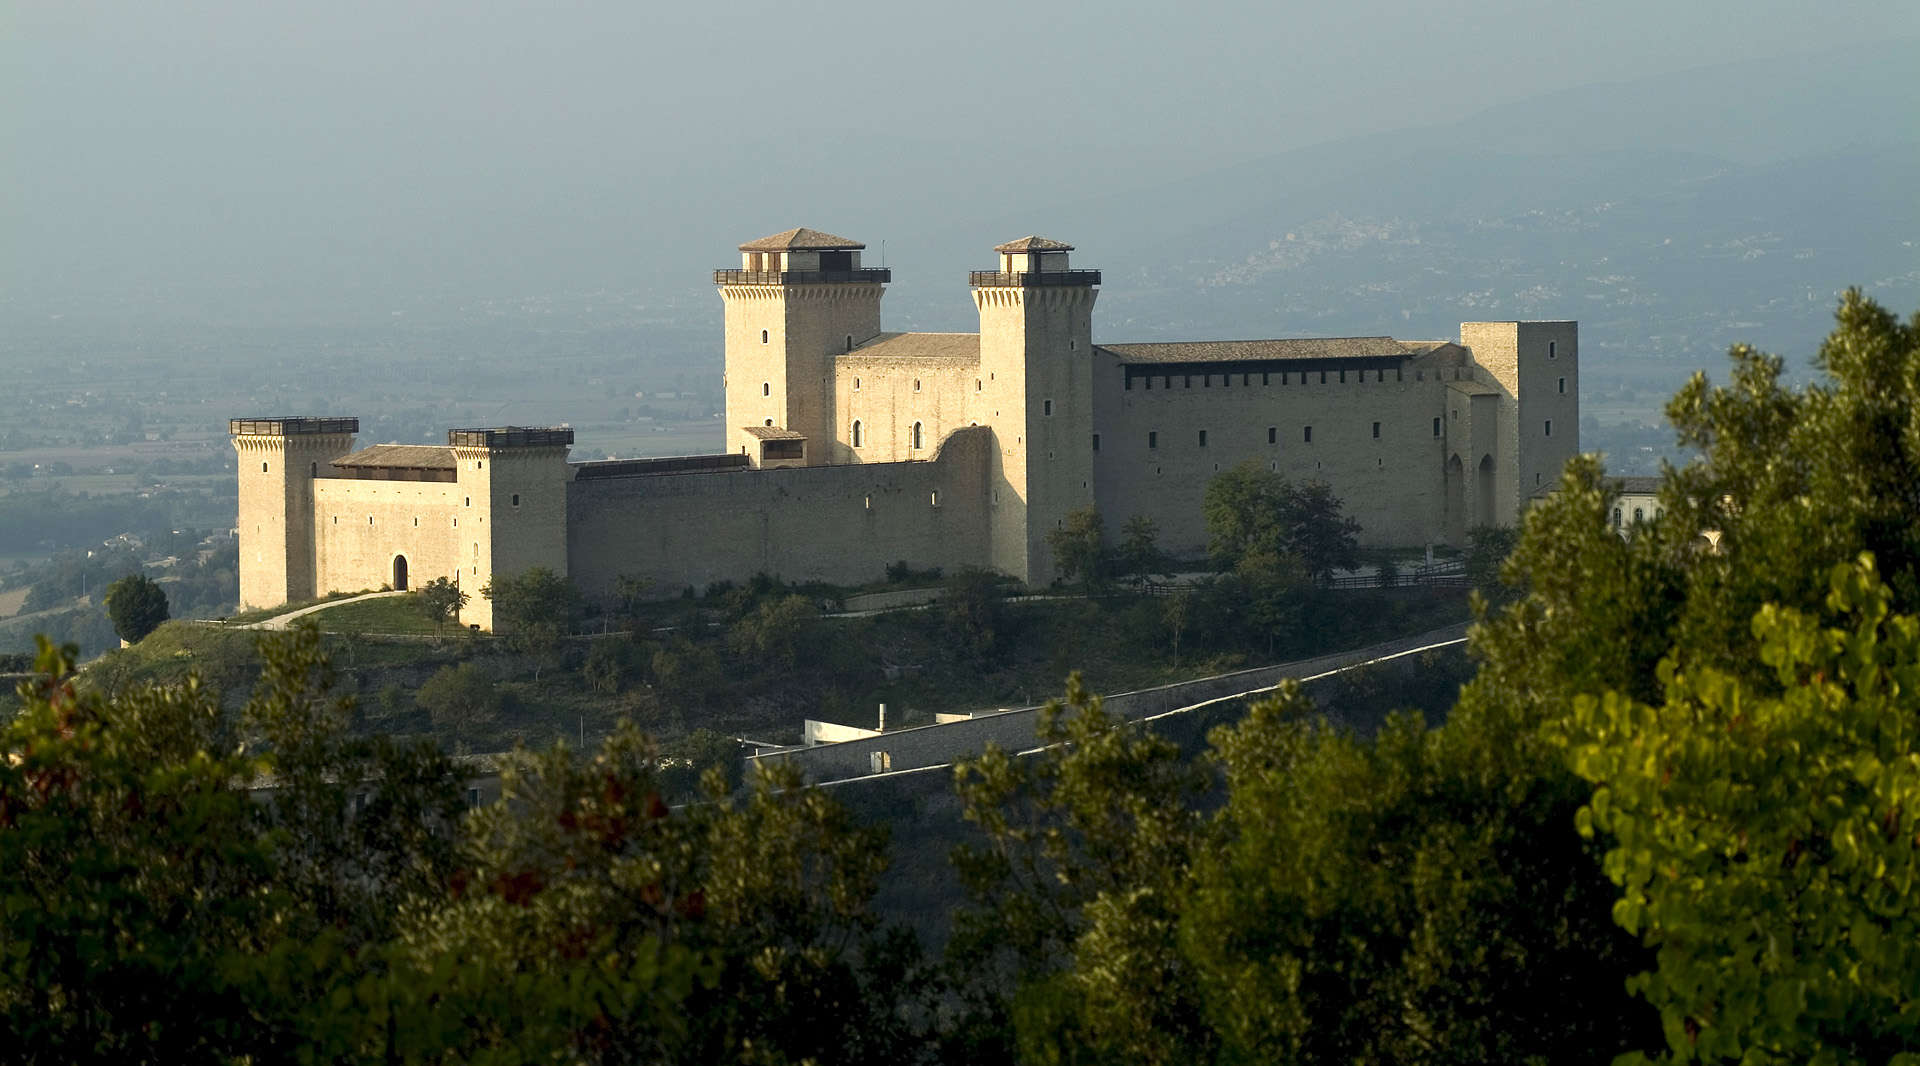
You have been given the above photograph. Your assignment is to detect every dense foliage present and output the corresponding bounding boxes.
[104,572,169,644]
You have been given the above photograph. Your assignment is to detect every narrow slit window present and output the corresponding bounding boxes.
[762,382,770,396]
[1544,419,1553,437]
[761,329,769,344]
[852,420,863,448]
[1043,399,1053,416]
[1198,429,1208,447]
[1432,416,1441,437]
[911,422,923,449]
[1549,341,1557,359]
[1148,431,1158,449]
[1304,425,1313,443]
[1092,433,1101,452]
[1267,427,1277,444]
[1558,377,1566,394]
[1372,421,1381,439]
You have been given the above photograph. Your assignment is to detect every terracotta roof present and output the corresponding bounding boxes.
[1097,337,1423,365]
[332,444,457,470]
[994,236,1075,253]
[738,227,864,252]
[742,426,806,440]
[842,332,982,363]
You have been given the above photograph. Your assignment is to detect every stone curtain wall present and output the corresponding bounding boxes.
[830,355,976,465]
[565,426,993,603]
[311,478,463,600]
[1091,356,1461,554]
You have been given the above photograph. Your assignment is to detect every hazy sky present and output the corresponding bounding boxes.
[5,0,1917,319]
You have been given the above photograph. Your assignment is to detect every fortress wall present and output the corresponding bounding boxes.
[831,357,976,465]
[311,478,464,597]
[1092,360,1455,555]
[566,426,992,601]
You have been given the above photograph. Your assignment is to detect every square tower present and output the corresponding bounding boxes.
[231,417,359,609]
[717,228,888,467]
[448,426,574,631]
[972,237,1100,586]
[1458,320,1580,525]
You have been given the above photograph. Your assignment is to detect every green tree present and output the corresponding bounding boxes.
[417,575,468,630]
[725,593,819,668]
[949,675,1212,1064]
[1045,506,1108,592]
[944,566,1009,660]
[103,572,168,644]
[1202,461,1359,584]
[1116,514,1171,589]
[481,566,582,679]
[416,661,503,746]
[1463,524,1519,598]
[581,638,638,696]
[1570,556,1920,1062]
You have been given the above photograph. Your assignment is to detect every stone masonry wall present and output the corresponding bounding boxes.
[565,426,992,602]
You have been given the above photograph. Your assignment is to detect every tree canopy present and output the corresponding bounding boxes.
[1202,461,1360,584]
[103,572,168,644]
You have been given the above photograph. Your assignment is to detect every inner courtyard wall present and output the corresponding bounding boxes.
[831,353,977,464]
[565,426,992,601]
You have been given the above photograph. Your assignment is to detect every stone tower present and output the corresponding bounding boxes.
[447,427,574,631]
[230,417,358,610]
[1457,320,1580,526]
[972,237,1100,585]
[717,228,889,467]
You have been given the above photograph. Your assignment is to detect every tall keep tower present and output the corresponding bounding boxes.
[231,417,359,610]
[717,228,889,467]
[972,237,1100,585]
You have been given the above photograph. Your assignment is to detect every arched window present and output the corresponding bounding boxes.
[761,329,769,344]
[262,461,268,472]
[1613,508,1622,528]
[852,420,863,448]
[911,422,923,449]
[845,334,853,352]
[1633,507,1645,523]
[762,382,770,396]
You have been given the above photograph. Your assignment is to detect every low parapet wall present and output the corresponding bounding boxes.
[752,621,1470,783]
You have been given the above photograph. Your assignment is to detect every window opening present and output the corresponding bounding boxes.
[761,329,769,344]
[1558,377,1566,394]
[1148,431,1158,449]
[913,379,921,392]
[1198,430,1208,447]
[1544,419,1552,437]
[911,422,923,449]
[1432,417,1441,437]
[1372,421,1381,439]
[852,420,863,448]
[511,493,520,507]
[1267,427,1277,444]
[1304,426,1313,443]
[1092,433,1101,452]
[1043,399,1053,416]
[1549,341,1556,359]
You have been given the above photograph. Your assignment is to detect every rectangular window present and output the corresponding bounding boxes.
[1198,430,1208,447]
[1144,376,1152,390]
[1432,416,1441,437]
[1304,425,1313,443]
[1544,419,1553,437]
[1267,427,1277,444]
[1203,375,1211,387]
[1092,433,1101,452]
[1044,399,1053,416]
[1339,370,1346,384]
[1319,371,1327,384]
[1372,421,1381,439]
[1262,373,1270,385]
[1183,375,1192,389]
[1558,377,1566,394]
[1148,431,1158,449]
[1549,341,1557,359]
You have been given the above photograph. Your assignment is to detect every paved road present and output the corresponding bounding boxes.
[232,589,407,630]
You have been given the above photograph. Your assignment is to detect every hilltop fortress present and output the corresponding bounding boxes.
[233,229,1578,629]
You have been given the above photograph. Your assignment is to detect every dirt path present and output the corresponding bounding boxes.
[232,590,407,631]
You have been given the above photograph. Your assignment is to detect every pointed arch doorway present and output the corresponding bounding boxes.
[393,555,409,591]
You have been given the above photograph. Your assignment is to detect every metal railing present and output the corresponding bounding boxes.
[713,268,892,285]
[230,417,359,436]
[968,270,1102,287]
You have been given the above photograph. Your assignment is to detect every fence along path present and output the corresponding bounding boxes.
[756,620,1471,787]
